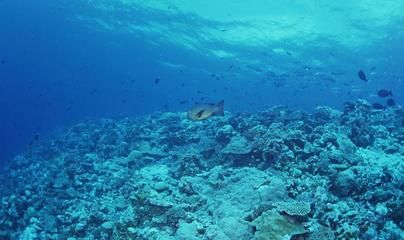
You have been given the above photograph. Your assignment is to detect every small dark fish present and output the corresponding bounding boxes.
[33,133,40,141]
[358,70,367,82]
[387,98,395,106]
[179,100,189,104]
[154,77,160,84]
[372,103,385,110]
[0,59,5,64]
[377,89,392,97]
[210,74,216,78]
[197,90,203,94]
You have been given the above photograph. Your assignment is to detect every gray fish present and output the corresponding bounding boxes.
[187,100,224,121]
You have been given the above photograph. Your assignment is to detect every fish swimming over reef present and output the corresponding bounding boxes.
[187,100,224,121]
[372,103,385,110]
[358,70,367,82]
[377,89,392,97]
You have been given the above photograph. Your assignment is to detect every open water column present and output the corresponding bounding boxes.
[0,0,403,239]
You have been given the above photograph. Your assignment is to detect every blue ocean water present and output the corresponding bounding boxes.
[0,0,403,163]
[0,1,403,239]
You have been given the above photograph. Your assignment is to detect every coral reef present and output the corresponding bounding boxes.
[0,100,403,239]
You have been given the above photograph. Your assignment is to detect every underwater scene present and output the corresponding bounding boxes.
[0,0,403,239]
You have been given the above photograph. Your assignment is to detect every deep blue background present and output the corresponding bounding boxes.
[1,0,403,165]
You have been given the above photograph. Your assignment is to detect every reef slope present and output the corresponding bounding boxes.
[0,100,403,240]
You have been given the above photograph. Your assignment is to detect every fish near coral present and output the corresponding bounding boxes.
[387,98,395,106]
[372,103,385,110]
[187,100,224,121]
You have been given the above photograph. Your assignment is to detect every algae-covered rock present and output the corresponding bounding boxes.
[219,216,253,239]
[215,124,237,145]
[101,221,114,230]
[222,135,252,155]
[19,217,42,240]
[313,106,341,124]
[307,223,335,240]
[153,181,169,193]
[330,168,360,197]
[175,220,200,240]
[252,209,306,240]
